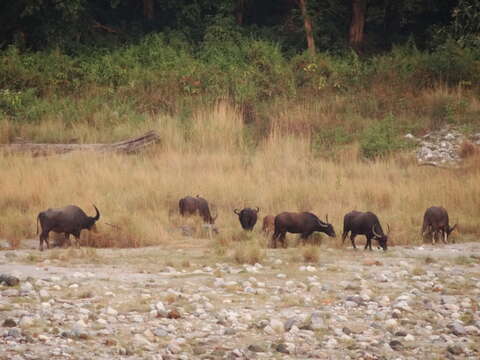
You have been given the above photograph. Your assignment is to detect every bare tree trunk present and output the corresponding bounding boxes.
[235,0,245,25]
[143,0,154,20]
[0,131,160,157]
[297,0,315,55]
[349,0,367,53]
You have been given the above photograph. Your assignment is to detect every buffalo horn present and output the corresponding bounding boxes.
[325,214,329,223]
[317,219,329,228]
[255,207,260,213]
[372,225,381,238]
[387,224,391,234]
[233,209,240,215]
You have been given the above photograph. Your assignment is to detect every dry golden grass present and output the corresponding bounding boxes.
[1,101,479,249]
[302,245,320,263]
[233,239,266,265]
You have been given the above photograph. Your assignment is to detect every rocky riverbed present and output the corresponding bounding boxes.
[1,242,479,359]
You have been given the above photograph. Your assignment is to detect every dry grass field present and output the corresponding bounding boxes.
[1,102,479,250]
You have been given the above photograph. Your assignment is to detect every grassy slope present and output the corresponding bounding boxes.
[1,103,479,248]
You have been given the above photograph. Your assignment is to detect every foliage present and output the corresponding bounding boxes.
[360,114,411,159]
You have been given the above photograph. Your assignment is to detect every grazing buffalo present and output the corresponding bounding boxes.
[262,215,275,234]
[421,206,457,244]
[234,207,259,231]
[179,195,217,224]
[36,205,100,251]
[342,211,389,251]
[272,212,336,248]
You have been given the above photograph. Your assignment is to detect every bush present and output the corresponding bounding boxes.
[360,114,410,158]
[233,240,265,265]
[302,245,320,263]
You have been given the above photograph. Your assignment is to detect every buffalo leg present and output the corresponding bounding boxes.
[350,233,357,249]
[442,230,448,244]
[299,233,310,246]
[272,232,279,248]
[281,233,288,248]
[39,231,50,251]
[72,230,81,248]
[64,233,71,248]
[365,236,372,251]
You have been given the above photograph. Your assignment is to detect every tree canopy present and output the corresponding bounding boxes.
[1,0,479,54]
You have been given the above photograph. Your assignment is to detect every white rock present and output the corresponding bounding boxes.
[385,319,398,329]
[21,282,33,292]
[104,307,118,316]
[405,334,415,341]
[325,338,338,349]
[19,316,36,327]
[270,319,284,333]
[133,334,152,349]
[155,301,166,312]
[277,274,287,279]
[39,289,50,299]
[69,284,79,289]
[214,278,225,287]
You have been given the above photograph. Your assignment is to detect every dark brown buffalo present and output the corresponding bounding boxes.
[272,212,336,248]
[262,215,275,234]
[421,206,457,244]
[342,211,389,251]
[179,195,217,224]
[36,205,100,251]
[234,207,259,231]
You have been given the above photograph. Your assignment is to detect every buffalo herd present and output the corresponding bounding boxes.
[35,196,457,251]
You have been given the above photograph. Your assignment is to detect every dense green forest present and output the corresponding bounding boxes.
[1,0,479,153]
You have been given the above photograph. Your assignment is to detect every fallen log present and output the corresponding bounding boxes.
[0,130,160,157]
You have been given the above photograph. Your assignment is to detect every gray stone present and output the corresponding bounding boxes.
[248,344,266,353]
[310,311,326,330]
[447,344,464,355]
[0,274,20,286]
[7,328,22,338]
[284,317,298,332]
[2,289,19,297]
[2,318,16,327]
[389,340,403,351]
[448,321,466,336]
[224,328,236,335]
[275,343,289,354]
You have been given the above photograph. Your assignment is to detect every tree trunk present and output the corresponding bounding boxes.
[349,0,367,53]
[0,131,160,157]
[297,0,315,55]
[235,0,245,25]
[143,0,154,20]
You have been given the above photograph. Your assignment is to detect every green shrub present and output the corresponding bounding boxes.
[360,114,410,158]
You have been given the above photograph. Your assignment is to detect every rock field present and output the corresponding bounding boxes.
[1,242,480,360]
[406,127,480,166]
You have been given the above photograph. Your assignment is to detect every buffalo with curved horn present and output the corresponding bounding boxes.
[36,204,100,251]
[342,211,389,251]
[272,212,336,248]
[421,206,457,244]
[234,207,260,231]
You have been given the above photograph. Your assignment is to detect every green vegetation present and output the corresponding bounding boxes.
[0,1,479,148]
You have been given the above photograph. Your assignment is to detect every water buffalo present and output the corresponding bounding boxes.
[421,206,457,244]
[272,212,336,248]
[262,215,275,234]
[342,211,389,251]
[234,207,259,231]
[36,204,100,251]
[179,195,217,224]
